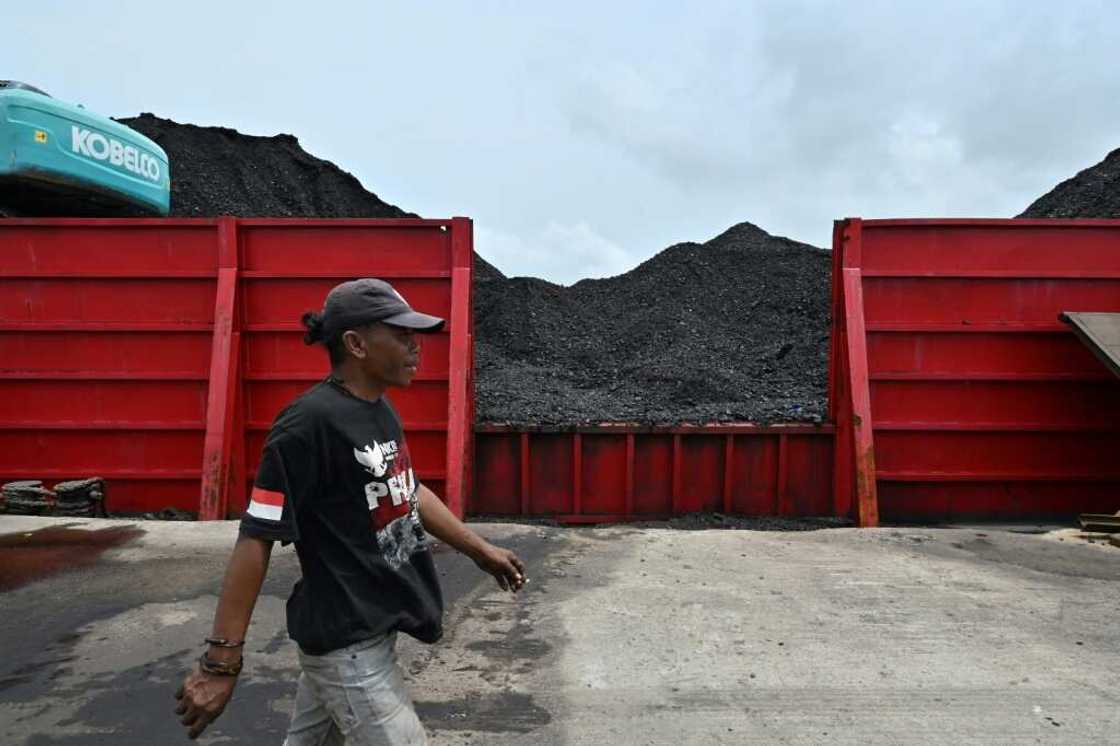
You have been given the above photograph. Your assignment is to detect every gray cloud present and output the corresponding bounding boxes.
[6,1,1120,279]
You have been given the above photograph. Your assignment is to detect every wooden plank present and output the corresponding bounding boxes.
[1079,513,1120,533]
[1060,312,1120,379]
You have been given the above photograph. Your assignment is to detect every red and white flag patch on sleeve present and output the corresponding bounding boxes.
[247,486,285,522]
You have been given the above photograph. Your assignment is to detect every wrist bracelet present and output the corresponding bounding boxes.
[204,637,245,648]
[198,653,243,677]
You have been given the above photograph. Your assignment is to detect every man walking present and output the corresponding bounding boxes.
[175,279,526,744]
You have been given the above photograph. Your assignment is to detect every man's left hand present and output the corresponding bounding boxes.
[472,543,527,592]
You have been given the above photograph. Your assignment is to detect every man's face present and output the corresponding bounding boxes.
[343,322,421,387]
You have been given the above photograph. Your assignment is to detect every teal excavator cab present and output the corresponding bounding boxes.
[0,81,170,216]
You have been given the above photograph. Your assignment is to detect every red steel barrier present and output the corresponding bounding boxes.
[832,218,1120,523]
[0,217,474,518]
[473,424,835,522]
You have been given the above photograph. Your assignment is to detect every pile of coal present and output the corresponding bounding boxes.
[53,478,106,518]
[106,115,833,425]
[1019,146,1120,218]
[1,481,54,515]
[118,114,412,219]
[474,222,832,425]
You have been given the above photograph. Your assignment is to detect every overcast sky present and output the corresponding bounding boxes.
[8,1,1120,283]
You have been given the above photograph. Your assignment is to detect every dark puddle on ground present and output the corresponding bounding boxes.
[0,524,144,592]
[16,648,294,745]
[466,637,552,660]
[415,691,551,733]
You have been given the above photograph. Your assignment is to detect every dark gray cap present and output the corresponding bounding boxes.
[321,278,445,338]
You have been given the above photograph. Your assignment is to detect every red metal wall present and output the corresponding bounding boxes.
[0,218,474,518]
[832,219,1120,521]
[473,425,835,522]
[1,220,219,511]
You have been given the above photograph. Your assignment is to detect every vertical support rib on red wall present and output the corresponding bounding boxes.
[519,433,531,516]
[842,265,880,528]
[671,434,683,513]
[572,433,583,515]
[722,434,734,513]
[827,220,846,417]
[444,217,474,519]
[831,220,855,520]
[624,433,635,519]
[200,218,241,520]
[776,434,791,515]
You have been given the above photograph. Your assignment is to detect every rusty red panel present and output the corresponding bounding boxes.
[860,221,1120,276]
[581,435,628,514]
[878,481,1120,521]
[0,220,220,275]
[1,218,472,518]
[634,435,673,514]
[244,380,449,427]
[868,332,1106,379]
[239,221,452,275]
[675,435,724,513]
[244,331,450,377]
[243,426,447,476]
[863,277,1120,328]
[241,278,452,325]
[785,435,833,515]
[0,380,208,424]
[876,430,1120,478]
[472,433,520,514]
[471,427,834,521]
[728,435,778,514]
[0,430,204,473]
[835,218,1120,520]
[528,434,574,515]
[0,278,216,324]
[872,380,1120,428]
[0,331,212,374]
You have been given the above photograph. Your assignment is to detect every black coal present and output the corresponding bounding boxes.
[121,114,506,286]
[474,223,831,425]
[110,116,831,425]
[119,114,411,219]
[1019,146,1120,218]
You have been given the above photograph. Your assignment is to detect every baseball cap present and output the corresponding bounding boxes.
[320,278,445,338]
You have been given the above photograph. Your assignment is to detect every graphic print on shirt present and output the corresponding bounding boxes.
[353,439,427,570]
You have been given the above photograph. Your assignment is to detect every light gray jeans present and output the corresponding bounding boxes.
[283,633,427,746]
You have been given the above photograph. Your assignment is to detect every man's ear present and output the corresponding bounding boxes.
[341,330,367,359]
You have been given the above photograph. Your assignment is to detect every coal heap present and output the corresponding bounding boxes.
[475,222,831,425]
[119,114,412,219]
[113,116,831,425]
[1019,146,1120,218]
[120,114,504,284]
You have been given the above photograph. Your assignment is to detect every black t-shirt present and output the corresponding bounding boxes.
[240,380,444,654]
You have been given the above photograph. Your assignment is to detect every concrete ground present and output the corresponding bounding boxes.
[1,517,1118,745]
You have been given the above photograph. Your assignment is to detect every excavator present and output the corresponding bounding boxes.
[0,80,170,216]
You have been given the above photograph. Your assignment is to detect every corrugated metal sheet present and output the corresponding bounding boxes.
[0,217,474,518]
[832,218,1120,522]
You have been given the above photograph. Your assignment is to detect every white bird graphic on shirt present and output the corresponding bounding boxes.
[354,443,388,477]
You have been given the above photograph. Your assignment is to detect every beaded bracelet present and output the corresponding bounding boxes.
[204,637,245,648]
[198,653,243,677]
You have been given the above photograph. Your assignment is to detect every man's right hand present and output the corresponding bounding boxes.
[174,666,238,740]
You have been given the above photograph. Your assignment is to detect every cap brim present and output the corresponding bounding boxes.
[382,310,446,332]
